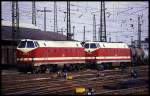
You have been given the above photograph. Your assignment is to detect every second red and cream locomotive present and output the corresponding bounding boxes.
[83,41,131,69]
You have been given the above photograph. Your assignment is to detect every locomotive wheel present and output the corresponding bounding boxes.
[96,64,104,71]
[40,65,47,73]
[81,64,86,70]
[85,62,90,69]
[72,64,78,71]
[70,65,75,71]
[78,64,81,70]
[63,64,68,72]
[82,64,86,70]
[32,69,38,74]
[109,63,112,69]
[31,66,40,74]
[120,63,126,70]
[45,65,52,72]
[105,63,110,70]
[75,65,78,71]
[70,64,76,71]
[45,67,51,73]
[75,64,80,71]
[53,65,59,72]
[67,64,72,72]
[70,64,74,71]
[64,64,69,72]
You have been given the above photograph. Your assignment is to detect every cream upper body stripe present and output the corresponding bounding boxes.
[96,56,130,59]
[96,60,131,63]
[17,56,130,61]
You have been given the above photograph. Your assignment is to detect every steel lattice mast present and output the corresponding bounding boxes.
[12,1,19,63]
[93,14,96,41]
[54,1,58,33]
[99,1,107,42]
[67,1,72,40]
[138,15,141,48]
[37,7,51,32]
[32,1,36,26]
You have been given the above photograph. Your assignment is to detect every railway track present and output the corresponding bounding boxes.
[2,65,149,95]
[3,75,148,95]
[43,77,148,95]
[2,65,148,90]
[2,65,148,82]
[95,85,148,95]
[3,77,148,95]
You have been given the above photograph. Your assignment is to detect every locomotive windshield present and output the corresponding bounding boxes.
[27,41,35,48]
[84,43,89,48]
[18,40,36,48]
[18,41,26,48]
[84,43,98,49]
[90,43,97,48]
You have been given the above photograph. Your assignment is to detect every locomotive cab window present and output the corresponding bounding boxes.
[27,41,35,48]
[90,43,97,48]
[18,41,26,48]
[84,43,89,48]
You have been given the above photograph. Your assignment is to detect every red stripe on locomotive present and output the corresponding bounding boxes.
[17,47,85,58]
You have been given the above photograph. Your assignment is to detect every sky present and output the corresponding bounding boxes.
[1,1,149,45]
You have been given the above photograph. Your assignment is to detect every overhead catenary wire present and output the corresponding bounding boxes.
[54,1,58,33]
[66,1,72,40]
[12,1,19,64]
[93,14,96,41]
[37,7,52,32]
[2,1,148,44]
[32,1,36,26]
[83,26,86,41]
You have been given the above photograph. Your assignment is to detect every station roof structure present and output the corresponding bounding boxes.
[1,21,72,41]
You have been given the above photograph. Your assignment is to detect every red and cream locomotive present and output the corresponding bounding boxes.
[16,39,131,73]
[16,39,85,73]
[83,41,131,69]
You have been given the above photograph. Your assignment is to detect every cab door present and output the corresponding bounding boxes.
[42,42,48,64]
[89,43,98,63]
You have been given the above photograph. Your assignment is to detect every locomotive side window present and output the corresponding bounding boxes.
[18,41,26,48]
[44,43,46,46]
[97,43,100,48]
[27,41,35,48]
[34,41,39,47]
[103,44,105,47]
[84,43,89,48]
[90,43,97,48]
[76,43,79,47]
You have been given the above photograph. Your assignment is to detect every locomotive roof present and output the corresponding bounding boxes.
[2,25,70,41]
[21,39,83,48]
[85,41,129,48]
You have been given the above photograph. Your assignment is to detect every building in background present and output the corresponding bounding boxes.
[131,38,149,49]
[1,20,71,68]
